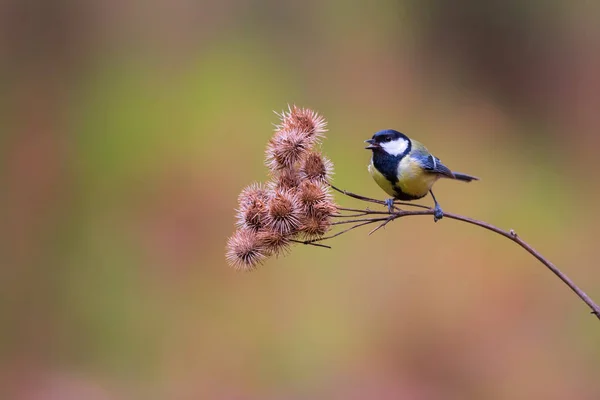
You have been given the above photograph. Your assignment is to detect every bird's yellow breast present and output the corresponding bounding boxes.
[368,157,439,200]
[368,162,397,197]
[396,157,439,198]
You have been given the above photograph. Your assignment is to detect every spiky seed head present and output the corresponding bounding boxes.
[275,105,327,144]
[300,151,334,183]
[236,183,270,231]
[298,180,332,209]
[257,230,292,257]
[265,188,302,235]
[265,128,311,172]
[238,182,270,209]
[226,229,268,271]
[309,198,338,218]
[236,198,267,232]
[267,169,302,192]
[298,183,336,239]
[300,212,332,239]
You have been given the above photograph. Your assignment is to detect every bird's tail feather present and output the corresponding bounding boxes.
[452,172,479,182]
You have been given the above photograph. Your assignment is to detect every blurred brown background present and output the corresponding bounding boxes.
[1,0,600,399]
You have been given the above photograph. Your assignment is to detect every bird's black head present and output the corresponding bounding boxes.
[365,129,411,157]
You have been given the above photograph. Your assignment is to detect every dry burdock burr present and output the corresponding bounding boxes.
[226,106,338,271]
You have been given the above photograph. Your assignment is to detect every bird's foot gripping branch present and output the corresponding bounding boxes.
[226,106,600,321]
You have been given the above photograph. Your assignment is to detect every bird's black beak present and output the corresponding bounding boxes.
[365,139,379,150]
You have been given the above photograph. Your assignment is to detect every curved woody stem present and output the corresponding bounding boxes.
[301,185,600,320]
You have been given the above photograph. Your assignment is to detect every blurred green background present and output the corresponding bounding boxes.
[1,0,600,399]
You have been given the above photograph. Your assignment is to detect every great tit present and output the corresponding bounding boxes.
[365,129,478,221]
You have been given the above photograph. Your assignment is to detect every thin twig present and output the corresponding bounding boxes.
[337,207,370,214]
[330,184,387,206]
[330,185,430,210]
[290,239,331,249]
[392,201,430,210]
[332,217,388,226]
[336,207,390,215]
[302,219,383,244]
[368,215,398,235]
[439,211,600,319]
[332,213,372,218]
[322,187,600,320]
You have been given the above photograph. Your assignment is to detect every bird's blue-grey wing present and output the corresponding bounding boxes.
[412,150,455,178]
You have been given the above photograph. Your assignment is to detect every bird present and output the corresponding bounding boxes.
[365,129,478,221]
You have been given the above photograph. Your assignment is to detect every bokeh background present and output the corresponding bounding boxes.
[1,0,600,399]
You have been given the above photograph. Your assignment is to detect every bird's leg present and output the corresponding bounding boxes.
[384,198,395,214]
[429,190,444,222]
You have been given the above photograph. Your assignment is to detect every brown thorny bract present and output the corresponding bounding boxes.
[226,106,337,271]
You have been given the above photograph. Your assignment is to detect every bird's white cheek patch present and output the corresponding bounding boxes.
[381,138,409,156]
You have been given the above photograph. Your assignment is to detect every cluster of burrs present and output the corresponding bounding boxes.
[226,106,338,271]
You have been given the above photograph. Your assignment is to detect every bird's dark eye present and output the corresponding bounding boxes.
[384,137,392,142]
